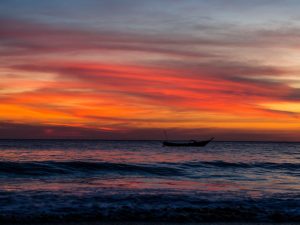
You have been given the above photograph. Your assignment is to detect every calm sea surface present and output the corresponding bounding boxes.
[0,140,299,222]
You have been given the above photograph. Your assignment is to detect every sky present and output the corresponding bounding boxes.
[1,0,300,140]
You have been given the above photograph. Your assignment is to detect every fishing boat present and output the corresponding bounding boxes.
[162,137,214,147]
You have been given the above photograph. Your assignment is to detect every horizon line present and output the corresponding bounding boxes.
[0,138,299,143]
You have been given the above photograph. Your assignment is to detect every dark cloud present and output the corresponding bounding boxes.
[0,121,299,141]
[285,88,300,101]
[1,8,300,141]
[0,121,114,139]
[2,16,300,61]
[0,17,217,59]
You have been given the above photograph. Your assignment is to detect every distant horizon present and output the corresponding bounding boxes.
[0,138,300,143]
[1,1,300,141]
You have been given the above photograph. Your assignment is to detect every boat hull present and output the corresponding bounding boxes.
[162,138,213,147]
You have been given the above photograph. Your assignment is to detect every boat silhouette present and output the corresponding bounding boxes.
[162,137,214,147]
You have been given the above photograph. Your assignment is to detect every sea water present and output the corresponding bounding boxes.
[0,140,299,222]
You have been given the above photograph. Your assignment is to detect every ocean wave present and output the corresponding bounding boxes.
[0,191,299,223]
[183,160,300,170]
[0,161,183,177]
[0,160,298,177]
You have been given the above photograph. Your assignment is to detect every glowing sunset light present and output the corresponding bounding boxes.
[261,102,300,114]
[0,0,300,140]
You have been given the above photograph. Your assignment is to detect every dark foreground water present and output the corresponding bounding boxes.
[0,140,299,223]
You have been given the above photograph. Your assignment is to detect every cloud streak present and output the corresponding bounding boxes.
[1,1,300,140]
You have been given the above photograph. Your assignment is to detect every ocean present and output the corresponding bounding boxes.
[0,140,299,223]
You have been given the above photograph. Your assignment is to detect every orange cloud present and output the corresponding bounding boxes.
[1,17,300,140]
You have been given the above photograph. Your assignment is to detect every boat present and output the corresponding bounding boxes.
[162,137,214,147]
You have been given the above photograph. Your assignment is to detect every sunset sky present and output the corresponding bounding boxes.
[1,0,300,140]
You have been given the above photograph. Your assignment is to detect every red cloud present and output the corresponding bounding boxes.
[1,17,300,140]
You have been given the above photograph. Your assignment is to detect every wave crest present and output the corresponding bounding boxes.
[0,161,182,177]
